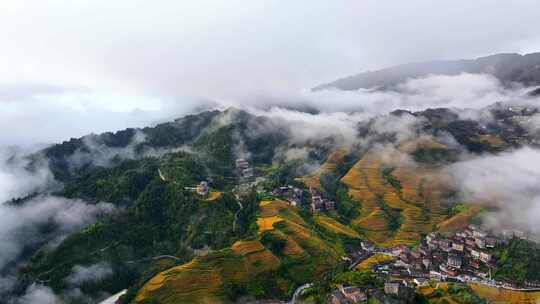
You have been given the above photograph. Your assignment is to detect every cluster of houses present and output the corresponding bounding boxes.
[382,281,415,298]
[270,185,337,212]
[271,185,304,206]
[350,225,540,290]
[233,158,341,213]
[309,187,336,212]
[268,184,338,212]
[329,286,367,304]
[329,282,416,304]
[236,158,254,179]
[405,225,504,280]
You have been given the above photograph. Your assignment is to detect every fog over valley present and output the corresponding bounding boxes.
[3,1,540,303]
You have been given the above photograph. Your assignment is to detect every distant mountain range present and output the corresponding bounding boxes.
[314,52,540,91]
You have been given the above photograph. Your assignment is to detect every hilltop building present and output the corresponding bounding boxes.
[384,282,402,296]
[361,241,375,252]
[309,187,336,212]
[272,185,303,206]
[236,158,254,179]
[236,158,249,169]
[447,253,462,269]
[330,286,367,304]
[196,181,209,196]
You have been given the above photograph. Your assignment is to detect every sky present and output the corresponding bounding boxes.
[2,0,540,146]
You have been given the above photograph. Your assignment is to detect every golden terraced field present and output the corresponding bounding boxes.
[340,143,458,247]
[469,283,540,304]
[418,283,540,304]
[135,198,344,303]
[355,253,394,271]
[314,214,361,238]
[300,148,348,188]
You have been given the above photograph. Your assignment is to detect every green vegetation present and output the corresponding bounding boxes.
[260,231,287,253]
[446,203,469,217]
[24,152,260,300]
[493,238,540,285]
[447,283,488,304]
[262,161,308,190]
[425,283,487,304]
[133,198,346,303]
[320,172,361,224]
[16,107,533,303]
[412,147,458,164]
[375,194,403,231]
[381,166,402,191]
[333,270,382,289]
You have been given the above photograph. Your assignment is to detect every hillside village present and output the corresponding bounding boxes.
[5,5,540,301]
[331,225,540,303]
[227,154,540,303]
[13,104,540,304]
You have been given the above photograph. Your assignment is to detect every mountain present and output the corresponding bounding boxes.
[0,54,540,304]
[4,103,540,302]
[314,52,540,91]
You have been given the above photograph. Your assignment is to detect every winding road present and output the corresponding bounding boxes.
[158,168,166,181]
[232,199,243,231]
[98,289,127,304]
[290,283,313,304]
[125,255,181,264]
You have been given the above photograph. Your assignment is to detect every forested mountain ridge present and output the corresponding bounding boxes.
[4,97,540,303]
[315,52,540,91]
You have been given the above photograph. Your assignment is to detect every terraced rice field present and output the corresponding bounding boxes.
[231,239,281,274]
[231,239,265,255]
[314,214,360,238]
[300,148,349,188]
[438,205,482,234]
[398,136,448,153]
[417,283,459,304]
[341,147,452,247]
[136,242,281,304]
[135,255,239,304]
[478,134,507,149]
[259,199,290,217]
[136,198,344,303]
[245,249,281,273]
[257,216,283,233]
[257,200,291,233]
[355,253,394,271]
[469,283,540,304]
[282,237,305,255]
[204,191,223,202]
[260,201,343,276]
[419,283,540,304]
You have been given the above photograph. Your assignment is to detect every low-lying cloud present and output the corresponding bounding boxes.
[9,284,59,304]
[66,262,113,287]
[0,86,205,148]
[246,73,536,115]
[450,147,540,234]
[1,71,540,302]
[0,147,56,203]
[0,196,115,271]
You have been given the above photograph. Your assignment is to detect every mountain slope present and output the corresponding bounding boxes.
[132,199,345,304]
[5,102,540,303]
[314,52,540,91]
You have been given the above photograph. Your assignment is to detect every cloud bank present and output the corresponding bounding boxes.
[450,147,540,234]
[0,147,55,203]
[0,196,115,271]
